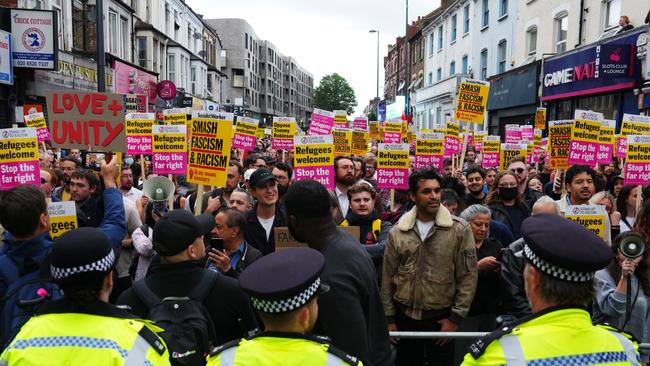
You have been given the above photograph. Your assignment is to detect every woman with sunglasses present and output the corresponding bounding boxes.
[486,171,531,239]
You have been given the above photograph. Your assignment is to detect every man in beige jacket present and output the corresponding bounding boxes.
[383,168,477,366]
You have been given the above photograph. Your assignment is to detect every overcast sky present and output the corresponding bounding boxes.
[187,0,441,115]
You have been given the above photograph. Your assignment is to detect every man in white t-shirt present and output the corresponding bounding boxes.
[382,168,477,366]
[119,166,143,204]
[244,168,287,255]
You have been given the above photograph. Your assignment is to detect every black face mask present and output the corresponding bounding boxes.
[498,187,518,201]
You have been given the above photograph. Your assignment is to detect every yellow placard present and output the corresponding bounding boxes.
[294,135,334,168]
[454,79,490,124]
[548,120,572,170]
[564,205,606,238]
[187,112,233,187]
[48,201,78,239]
[256,126,266,139]
[24,113,47,129]
[621,114,650,137]
[482,139,500,154]
[333,128,353,155]
[446,120,460,138]
[377,145,409,169]
[334,111,348,127]
[234,120,258,137]
[163,108,187,125]
[351,130,370,155]
[369,121,380,140]
[152,125,186,153]
[0,137,38,163]
[499,143,527,171]
[572,116,601,143]
[534,108,547,130]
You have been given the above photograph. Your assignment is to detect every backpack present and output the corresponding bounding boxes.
[0,255,62,349]
[133,271,219,366]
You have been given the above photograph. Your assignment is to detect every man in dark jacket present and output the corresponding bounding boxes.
[340,183,391,283]
[508,155,542,209]
[244,168,287,254]
[117,210,258,346]
[285,180,394,366]
[208,208,262,278]
[0,157,126,345]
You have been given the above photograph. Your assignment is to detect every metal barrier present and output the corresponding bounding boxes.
[389,332,650,351]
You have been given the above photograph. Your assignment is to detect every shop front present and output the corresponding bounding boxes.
[487,61,540,137]
[541,28,644,126]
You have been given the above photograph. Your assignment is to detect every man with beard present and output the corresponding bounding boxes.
[284,180,394,366]
[119,165,142,204]
[272,162,293,202]
[334,156,356,218]
[383,168,477,366]
[351,156,366,183]
[224,160,244,204]
[244,168,287,254]
[465,166,487,206]
[556,165,597,214]
[340,183,392,284]
[53,156,80,201]
[508,156,542,209]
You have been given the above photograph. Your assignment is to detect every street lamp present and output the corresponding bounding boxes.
[369,29,379,119]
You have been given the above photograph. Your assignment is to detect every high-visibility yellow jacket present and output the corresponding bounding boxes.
[206,332,362,366]
[0,301,170,366]
[462,306,640,366]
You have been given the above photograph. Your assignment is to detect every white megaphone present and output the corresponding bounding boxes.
[142,176,175,214]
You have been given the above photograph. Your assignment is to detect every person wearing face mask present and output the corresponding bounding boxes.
[486,171,530,239]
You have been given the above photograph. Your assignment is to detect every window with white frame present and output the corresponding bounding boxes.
[480,48,488,80]
[168,54,175,82]
[191,66,196,95]
[109,11,118,54]
[462,55,468,74]
[463,5,470,34]
[137,37,146,67]
[436,67,442,81]
[153,39,158,71]
[451,15,457,42]
[120,16,128,59]
[450,61,456,75]
[499,0,508,17]
[554,12,568,53]
[526,26,537,56]
[497,40,507,73]
[51,0,64,49]
[482,0,489,27]
[428,72,433,85]
[429,33,434,56]
[437,25,443,49]
[603,0,621,30]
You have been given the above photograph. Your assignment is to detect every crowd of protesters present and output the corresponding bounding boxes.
[1,135,649,366]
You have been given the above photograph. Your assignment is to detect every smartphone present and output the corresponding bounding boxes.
[496,248,507,261]
[210,237,224,252]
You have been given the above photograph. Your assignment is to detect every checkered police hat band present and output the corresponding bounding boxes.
[251,278,321,313]
[51,250,116,280]
[524,244,594,282]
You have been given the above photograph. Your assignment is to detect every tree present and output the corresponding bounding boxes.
[366,111,377,121]
[313,73,357,115]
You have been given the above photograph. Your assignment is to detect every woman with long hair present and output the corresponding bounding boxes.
[617,185,642,233]
[593,232,650,362]
[486,171,530,239]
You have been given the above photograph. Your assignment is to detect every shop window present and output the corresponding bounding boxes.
[575,94,620,120]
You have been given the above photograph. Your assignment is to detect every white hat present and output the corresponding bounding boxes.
[244,168,256,181]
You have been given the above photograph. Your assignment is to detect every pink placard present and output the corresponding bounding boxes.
[625,163,650,185]
[308,110,334,135]
[415,155,443,171]
[376,168,408,189]
[521,126,534,141]
[272,138,294,151]
[353,118,368,131]
[505,128,522,144]
[113,60,158,100]
[596,143,613,164]
[153,152,187,175]
[294,166,335,190]
[0,161,40,189]
[384,132,401,143]
[568,140,599,165]
[616,137,627,158]
[232,133,256,151]
[475,141,483,152]
[126,135,153,155]
[444,136,461,157]
[482,152,500,168]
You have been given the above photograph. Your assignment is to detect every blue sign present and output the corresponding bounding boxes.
[0,30,12,85]
[541,30,642,101]
[378,101,387,122]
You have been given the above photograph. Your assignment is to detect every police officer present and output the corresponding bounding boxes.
[206,248,362,366]
[0,228,171,366]
[462,214,640,365]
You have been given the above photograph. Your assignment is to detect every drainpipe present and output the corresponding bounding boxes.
[577,0,585,47]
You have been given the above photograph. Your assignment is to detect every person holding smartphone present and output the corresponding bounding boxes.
[208,208,262,278]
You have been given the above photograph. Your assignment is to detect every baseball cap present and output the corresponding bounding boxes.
[153,210,215,256]
[249,168,278,189]
[244,168,256,182]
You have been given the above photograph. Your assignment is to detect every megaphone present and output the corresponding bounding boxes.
[618,231,646,258]
[143,176,175,215]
